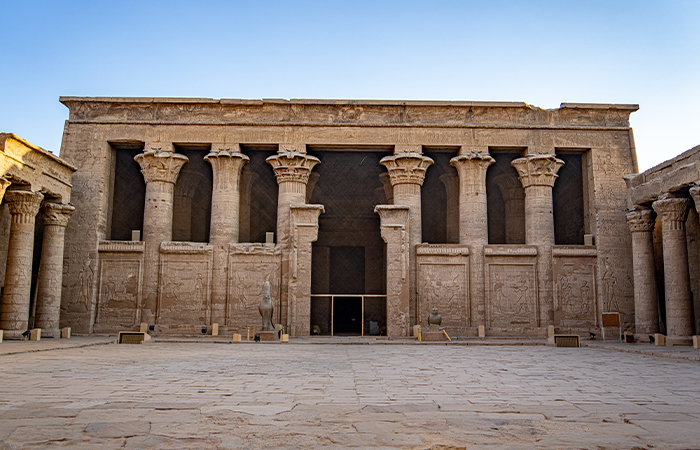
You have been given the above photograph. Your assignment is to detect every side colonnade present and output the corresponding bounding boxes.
[626,146,700,345]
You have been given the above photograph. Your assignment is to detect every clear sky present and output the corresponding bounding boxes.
[1,0,698,172]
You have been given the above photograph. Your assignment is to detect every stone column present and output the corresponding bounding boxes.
[626,208,659,335]
[288,204,324,336]
[0,178,10,203]
[380,152,433,325]
[439,171,459,244]
[450,152,494,326]
[691,186,700,215]
[379,172,394,204]
[134,149,189,325]
[172,171,204,242]
[0,190,43,338]
[205,147,249,325]
[238,169,258,243]
[652,197,694,341]
[267,151,320,328]
[34,202,74,337]
[375,205,410,337]
[511,154,564,326]
[493,173,526,244]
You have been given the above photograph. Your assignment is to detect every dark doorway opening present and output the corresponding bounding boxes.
[333,296,362,335]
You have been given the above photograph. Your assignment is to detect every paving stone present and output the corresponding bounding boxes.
[0,342,699,448]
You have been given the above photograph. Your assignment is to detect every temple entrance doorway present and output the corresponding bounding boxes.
[308,148,388,336]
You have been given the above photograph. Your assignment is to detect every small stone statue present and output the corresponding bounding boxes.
[259,281,275,331]
[428,308,442,332]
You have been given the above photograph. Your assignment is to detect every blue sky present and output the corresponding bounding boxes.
[1,0,698,171]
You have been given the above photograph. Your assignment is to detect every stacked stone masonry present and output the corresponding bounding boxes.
[2,99,652,339]
[0,134,75,339]
[626,144,700,344]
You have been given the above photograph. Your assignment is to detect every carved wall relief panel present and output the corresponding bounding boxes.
[157,245,213,325]
[486,262,537,328]
[227,244,282,330]
[553,251,598,328]
[416,244,469,333]
[95,259,142,330]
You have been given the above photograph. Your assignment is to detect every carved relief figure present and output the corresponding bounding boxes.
[259,281,275,331]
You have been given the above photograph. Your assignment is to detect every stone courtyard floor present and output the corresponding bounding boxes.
[1,339,699,449]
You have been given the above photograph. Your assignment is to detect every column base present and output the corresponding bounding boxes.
[666,335,693,346]
[1,329,28,340]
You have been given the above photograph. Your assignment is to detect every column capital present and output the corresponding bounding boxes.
[690,186,700,214]
[204,148,249,164]
[134,150,189,184]
[511,154,564,188]
[0,177,10,202]
[652,197,691,224]
[380,153,433,186]
[41,203,75,227]
[626,208,655,233]
[5,190,44,218]
[450,152,495,175]
[266,151,320,185]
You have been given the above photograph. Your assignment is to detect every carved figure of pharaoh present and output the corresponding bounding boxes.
[259,281,275,331]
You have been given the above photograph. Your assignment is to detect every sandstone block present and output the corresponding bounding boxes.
[212,323,219,336]
[259,331,278,342]
[693,336,699,349]
[654,333,666,346]
[0,329,3,343]
[30,328,41,341]
[232,333,241,342]
[422,331,446,342]
[61,327,71,339]
[139,323,148,333]
[478,325,485,338]
[281,334,289,342]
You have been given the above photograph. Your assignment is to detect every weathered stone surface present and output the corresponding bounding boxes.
[0,190,44,338]
[55,98,640,337]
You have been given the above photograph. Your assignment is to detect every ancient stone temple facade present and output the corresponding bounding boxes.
[0,133,75,338]
[625,145,700,344]
[57,98,638,337]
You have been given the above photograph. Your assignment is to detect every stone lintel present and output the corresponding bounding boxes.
[416,244,470,256]
[159,242,214,255]
[551,246,598,257]
[98,241,145,253]
[484,245,538,257]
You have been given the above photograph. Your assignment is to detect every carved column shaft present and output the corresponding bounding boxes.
[34,203,74,337]
[512,154,564,326]
[439,172,459,244]
[0,190,43,338]
[375,205,410,337]
[626,209,659,334]
[288,204,323,336]
[267,151,320,328]
[653,198,694,339]
[380,153,433,326]
[450,152,494,326]
[135,150,189,325]
[205,148,249,325]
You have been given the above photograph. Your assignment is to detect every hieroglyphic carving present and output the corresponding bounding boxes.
[553,256,597,328]
[418,263,468,330]
[228,244,282,329]
[96,260,142,328]
[486,264,537,327]
[158,259,211,325]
